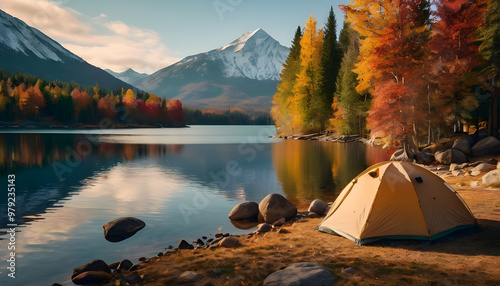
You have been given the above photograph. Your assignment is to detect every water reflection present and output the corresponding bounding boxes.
[0,129,391,286]
[273,140,392,204]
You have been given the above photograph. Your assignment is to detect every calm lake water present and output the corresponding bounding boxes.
[0,126,391,286]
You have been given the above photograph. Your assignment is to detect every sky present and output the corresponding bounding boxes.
[0,0,349,74]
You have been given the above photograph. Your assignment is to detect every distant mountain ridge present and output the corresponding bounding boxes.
[0,9,134,90]
[137,28,289,111]
[105,68,149,87]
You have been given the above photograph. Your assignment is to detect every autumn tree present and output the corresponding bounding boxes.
[291,15,324,132]
[343,0,431,150]
[167,99,184,126]
[97,94,117,119]
[18,81,45,118]
[431,0,488,133]
[272,26,303,134]
[71,88,93,123]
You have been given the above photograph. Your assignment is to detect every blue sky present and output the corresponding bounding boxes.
[0,0,348,73]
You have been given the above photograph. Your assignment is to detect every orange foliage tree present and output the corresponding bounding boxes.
[71,88,92,122]
[343,0,431,148]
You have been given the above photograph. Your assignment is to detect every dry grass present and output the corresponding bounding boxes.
[128,176,500,286]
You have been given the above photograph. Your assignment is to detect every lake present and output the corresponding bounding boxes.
[0,126,391,286]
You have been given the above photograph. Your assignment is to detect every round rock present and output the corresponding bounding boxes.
[72,271,112,285]
[471,136,500,157]
[452,136,474,155]
[219,237,241,248]
[259,194,297,224]
[72,259,110,279]
[257,223,272,233]
[228,201,259,220]
[308,199,328,216]
[435,149,467,164]
[117,259,133,270]
[103,217,145,242]
[263,262,337,286]
[482,169,500,187]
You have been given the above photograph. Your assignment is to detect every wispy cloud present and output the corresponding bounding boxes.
[0,0,179,73]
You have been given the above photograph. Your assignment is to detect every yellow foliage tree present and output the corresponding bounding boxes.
[123,89,136,104]
[290,15,324,133]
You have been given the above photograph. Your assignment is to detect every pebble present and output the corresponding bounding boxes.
[257,223,272,233]
[343,267,357,275]
[177,239,192,250]
[124,275,142,284]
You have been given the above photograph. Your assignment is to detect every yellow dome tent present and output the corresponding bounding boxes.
[317,161,477,245]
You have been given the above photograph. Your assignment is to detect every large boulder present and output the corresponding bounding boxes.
[308,199,328,216]
[422,139,455,154]
[471,136,500,157]
[72,259,110,279]
[259,194,297,224]
[434,149,467,164]
[471,128,489,144]
[263,262,337,286]
[415,152,434,165]
[103,217,145,242]
[228,201,259,220]
[452,136,474,155]
[482,170,500,187]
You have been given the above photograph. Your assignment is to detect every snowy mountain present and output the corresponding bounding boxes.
[138,29,289,111]
[105,68,149,86]
[0,9,133,90]
[211,28,288,81]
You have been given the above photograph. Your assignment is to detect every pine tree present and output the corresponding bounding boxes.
[338,16,351,55]
[271,26,303,134]
[315,7,342,130]
[334,20,369,135]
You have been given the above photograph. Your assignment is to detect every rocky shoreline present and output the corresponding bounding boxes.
[273,132,373,144]
[58,161,500,285]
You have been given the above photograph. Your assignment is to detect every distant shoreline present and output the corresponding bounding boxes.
[0,120,188,130]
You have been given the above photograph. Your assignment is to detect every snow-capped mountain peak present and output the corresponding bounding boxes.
[211,28,289,80]
[0,9,82,63]
[218,28,269,53]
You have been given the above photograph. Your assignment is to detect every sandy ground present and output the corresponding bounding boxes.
[112,173,500,286]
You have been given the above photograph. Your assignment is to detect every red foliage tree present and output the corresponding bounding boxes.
[430,0,488,130]
[167,99,184,126]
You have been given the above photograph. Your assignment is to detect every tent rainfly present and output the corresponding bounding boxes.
[317,161,477,245]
